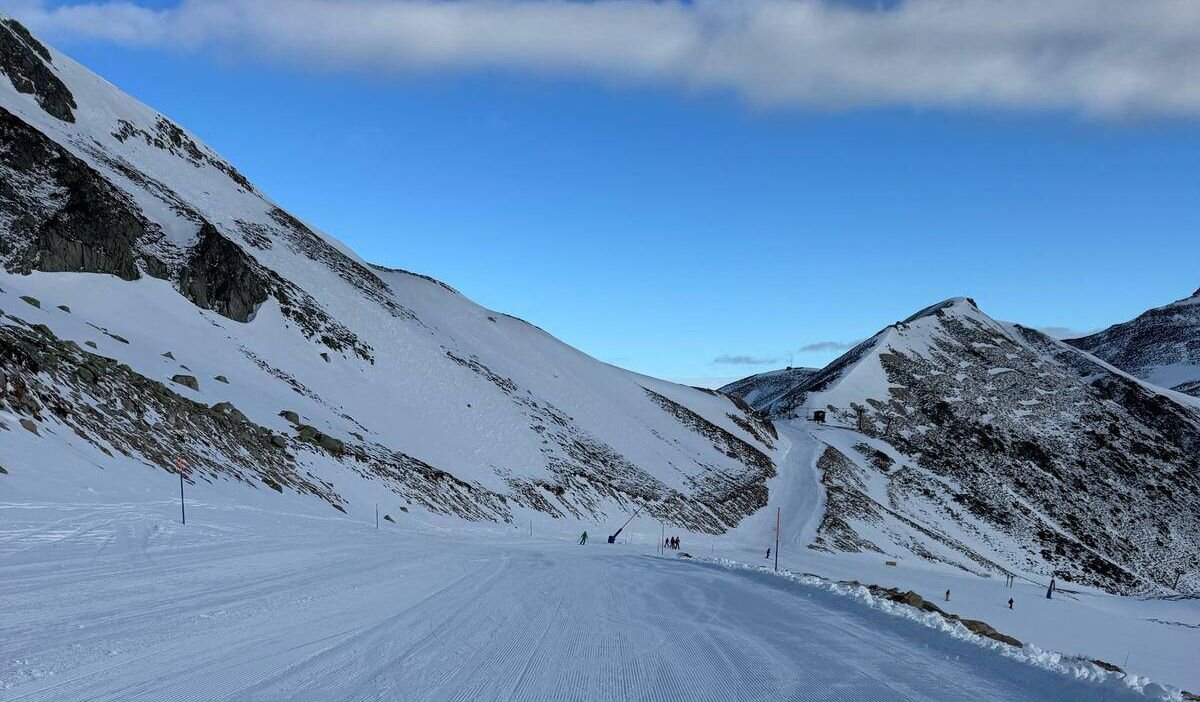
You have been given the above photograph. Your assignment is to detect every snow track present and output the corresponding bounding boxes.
[0,503,1155,701]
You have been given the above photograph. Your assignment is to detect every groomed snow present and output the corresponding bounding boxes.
[0,498,1182,702]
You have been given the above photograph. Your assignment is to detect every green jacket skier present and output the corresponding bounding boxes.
[579,531,588,545]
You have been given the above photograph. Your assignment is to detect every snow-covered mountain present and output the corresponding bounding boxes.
[1067,287,1200,397]
[724,298,1200,595]
[718,366,820,418]
[0,16,779,533]
[4,17,1198,600]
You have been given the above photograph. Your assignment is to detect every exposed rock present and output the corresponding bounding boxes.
[383,514,395,523]
[317,433,345,454]
[1088,658,1124,674]
[211,401,246,423]
[177,222,269,323]
[320,352,330,363]
[19,295,39,308]
[19,418,38,435]
[0,108,148,280]
[279,410,300,425]
[84,340,97,349]
[171,374,199,391]
[162,351,175,360]
[270,435,287,449]
[0,464,7,474]
[0,322,344,510]
[0,19,76,122]
[56,305,70,313]
[958,619,1022,647]
[214,375,229,384]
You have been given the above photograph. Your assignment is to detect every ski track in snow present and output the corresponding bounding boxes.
[0,503,1162,702]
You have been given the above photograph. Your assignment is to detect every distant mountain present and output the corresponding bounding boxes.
[0,15,777,533]
[726,298,1200,594]
[1066,288,1200,397]
[719,366,820,417]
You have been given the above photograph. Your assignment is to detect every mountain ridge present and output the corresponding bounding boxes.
[0,16,779,535]
[725,297,1200,594]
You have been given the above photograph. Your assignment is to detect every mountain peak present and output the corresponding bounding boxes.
[898,296,978,325]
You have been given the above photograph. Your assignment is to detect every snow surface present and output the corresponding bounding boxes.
[0,496,1187,702]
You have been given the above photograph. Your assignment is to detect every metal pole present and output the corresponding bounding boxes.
[660,522,665,555]
[177,456,186,525]
[376,503,379,529]
[774,507,780,572]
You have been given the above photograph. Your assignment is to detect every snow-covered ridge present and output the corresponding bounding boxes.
[0,16,781,535]
[725,296,1200,595]
[1067,286,1200,397]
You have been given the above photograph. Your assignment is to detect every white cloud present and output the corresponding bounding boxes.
[7,0,1200,117]
[713,354,781,366]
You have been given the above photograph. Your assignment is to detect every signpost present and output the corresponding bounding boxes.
[177,456,186,525]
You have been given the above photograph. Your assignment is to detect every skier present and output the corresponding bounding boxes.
[944,589,950,602]
[579,531,588,545]
[1008,598,1014,610]
[1046,578,1055,599]
[765,547,771,560]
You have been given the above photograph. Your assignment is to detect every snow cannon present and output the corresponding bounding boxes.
[607,505,645,544]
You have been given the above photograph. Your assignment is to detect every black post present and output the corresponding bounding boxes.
[774,507,780,573]
[179,472,186,525]
[376,503,379,529]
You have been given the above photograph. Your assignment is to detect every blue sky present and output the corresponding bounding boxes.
[10,1,1200,385]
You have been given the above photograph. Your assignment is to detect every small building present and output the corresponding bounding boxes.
[812,410,827,423]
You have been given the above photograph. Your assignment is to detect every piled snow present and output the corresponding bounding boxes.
[697,557,1184,701]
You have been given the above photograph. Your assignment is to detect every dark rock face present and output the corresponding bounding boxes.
[0,19,76,122]
[177,223,269,323]
[0,107,147,280]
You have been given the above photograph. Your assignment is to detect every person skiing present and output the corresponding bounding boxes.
[579,531,588,545]
[1008,598,1014,609]
[765,547,771,559]
[944,589,950,602]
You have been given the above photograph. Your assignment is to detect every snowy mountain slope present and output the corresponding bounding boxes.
[1067,287,1200,397]
[718,366,820,417]
[0,16,778,534]
[725,298,1200,595]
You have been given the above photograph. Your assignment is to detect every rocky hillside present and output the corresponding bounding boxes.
[726,298,1200,595]
[1067,287,1200,397]
[0,16,778,534]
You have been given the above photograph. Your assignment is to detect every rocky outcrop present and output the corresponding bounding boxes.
[177,223,269,322]
[0,107,152,279]
[0,318,342,506]
[0,19,76,122]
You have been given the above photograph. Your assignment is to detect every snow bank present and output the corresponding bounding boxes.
[696,556,1185,701]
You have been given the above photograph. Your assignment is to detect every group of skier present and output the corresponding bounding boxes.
[664,536,681,550]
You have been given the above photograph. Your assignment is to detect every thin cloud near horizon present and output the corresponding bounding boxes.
[6,0,1200,118]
